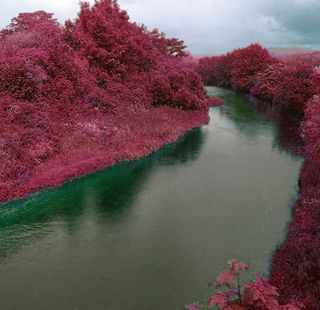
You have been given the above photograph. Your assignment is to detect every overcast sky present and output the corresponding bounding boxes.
[0,0,319,55]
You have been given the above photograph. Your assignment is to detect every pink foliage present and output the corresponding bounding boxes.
[252,62,320,116]
[264,60,320,310]
[197,56,221,85]
[269,159,320,309]
[197,44,320,119]
[197,260,303,310]
[0,0,210,204]
[229,44,275,91]
[206,97,224,107]
[149,59,207,110]
[198,53,235,88]
[197,44,275,91]
[243,276,281,309]
[301,95,320,162]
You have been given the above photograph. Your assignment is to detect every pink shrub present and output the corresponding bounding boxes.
[206,97,224,107]
[252,62,320,117]
[270,97,320,308]
[197,44,320,120]
[188,260,302,310]
[0,0,210,204]
[301,95,320,162]
[229,44,275,91]
[149,60,206,110]
[0,11,99,109]
[197,44,275,91]
[197,56,220,85]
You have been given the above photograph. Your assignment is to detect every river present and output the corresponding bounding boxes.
[0,87,303,309]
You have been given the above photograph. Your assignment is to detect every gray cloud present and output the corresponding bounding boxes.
[0,0,320,54]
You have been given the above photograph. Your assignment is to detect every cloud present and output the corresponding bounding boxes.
[0,0,79,25]
[0,0,319,54]
[118,0,320,53]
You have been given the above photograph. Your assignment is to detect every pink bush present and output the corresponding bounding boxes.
[229,44,275,91]
[197,56,221,85]
[301,95,320,162]
[187,260,302,310]
[206,97,224,107]
[252,62,320,116]
[0,0,211,204]
[269,93,320,309]
[149,59,206,110]
[197,44,275,91]
[197,53,236,88]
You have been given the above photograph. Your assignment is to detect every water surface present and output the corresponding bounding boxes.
[0,87,303,309]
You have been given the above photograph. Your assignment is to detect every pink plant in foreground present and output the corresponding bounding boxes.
[187,260,303,310]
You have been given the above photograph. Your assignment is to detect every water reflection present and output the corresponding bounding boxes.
[0,128,205,261]
[207,86,302,156]
[249,96,303,155]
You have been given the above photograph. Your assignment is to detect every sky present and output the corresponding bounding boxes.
[0,0,319,55]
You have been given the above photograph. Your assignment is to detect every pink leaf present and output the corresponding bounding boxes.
[208,293,226,308]
[228,259,249,272]
[216,270,237,287]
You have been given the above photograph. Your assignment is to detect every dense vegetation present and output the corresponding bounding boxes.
[197,44,320,309]
[2,0,319,307]
[0,0,220,204]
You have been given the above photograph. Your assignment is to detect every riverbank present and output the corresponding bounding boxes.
[197,44,320,308]
[0,1,221,205]
[0,107,209,204]
[270,160,320,308]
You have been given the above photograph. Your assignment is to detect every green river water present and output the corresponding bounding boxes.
[0,87,303,309]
